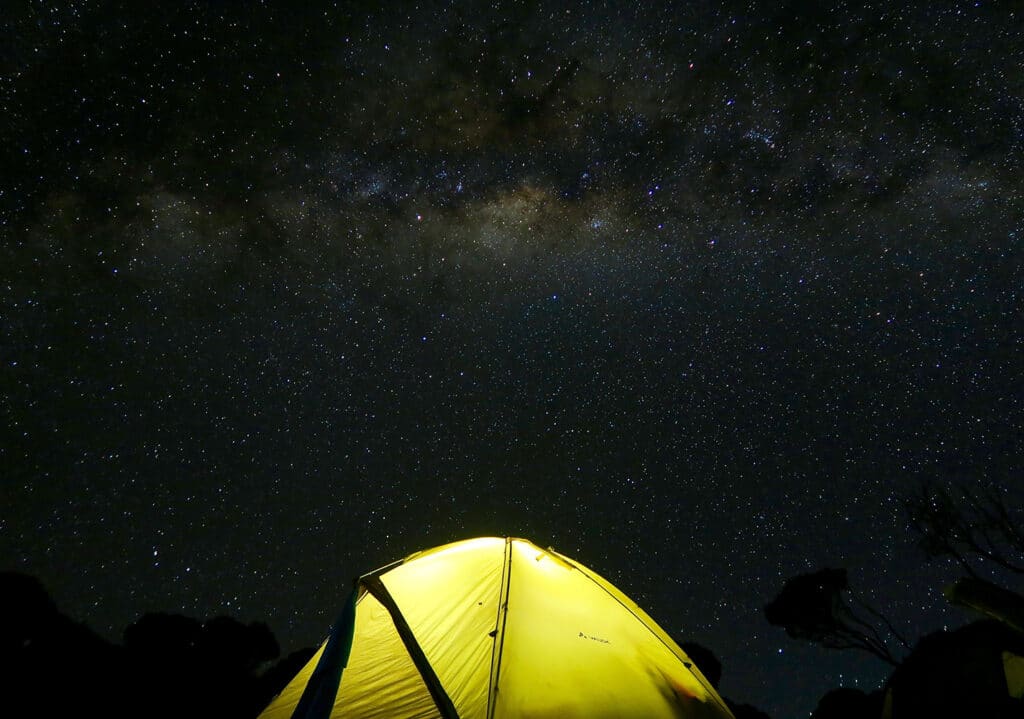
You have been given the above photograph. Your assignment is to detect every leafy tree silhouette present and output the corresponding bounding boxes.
[1,571,124,717]
[765,482,1024,717]
[809,687,884,719]
[764,568,909,666]
[680,641,723,688]
[122,612,281,718]
[676,640,771,718]
[0,571,306,719]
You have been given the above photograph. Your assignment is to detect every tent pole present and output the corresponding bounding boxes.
[363,575,461,719]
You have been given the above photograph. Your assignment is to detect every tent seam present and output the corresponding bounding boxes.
[486,537,513,719]
[564,557,734,716]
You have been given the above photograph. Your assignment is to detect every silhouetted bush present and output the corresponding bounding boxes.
[0,572,305,719]
[0,571,125,717]
[681,641,723,688]
[810,687,884,718]
[674,636,772,717]
[884,620,1024,718]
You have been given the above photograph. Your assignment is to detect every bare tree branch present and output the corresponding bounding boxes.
[903,479,1024,578]
[765,568,904,667]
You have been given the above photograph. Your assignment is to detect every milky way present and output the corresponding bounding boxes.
[3,2,1022,716]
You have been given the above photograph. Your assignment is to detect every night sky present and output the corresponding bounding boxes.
[3,1,1023,716]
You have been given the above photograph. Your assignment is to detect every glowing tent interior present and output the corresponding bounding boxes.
[259,536,736,719]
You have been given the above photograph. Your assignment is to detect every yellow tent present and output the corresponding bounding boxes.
[259,537,735,719]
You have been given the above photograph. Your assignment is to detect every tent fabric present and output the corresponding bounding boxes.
[259,537,735,719]
[1005,651,1024,699]
[292,587,358,719]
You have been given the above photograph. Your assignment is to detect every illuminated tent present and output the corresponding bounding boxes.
[259,537,735,719]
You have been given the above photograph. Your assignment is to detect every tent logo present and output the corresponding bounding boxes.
[578,630,610,644]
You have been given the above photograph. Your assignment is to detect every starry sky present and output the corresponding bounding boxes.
[2,1,1022,716]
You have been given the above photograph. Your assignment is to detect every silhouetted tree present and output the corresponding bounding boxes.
[728,701,772,719]
[680,641,723,688]
[904,479,1024,579]
[0,571,313,718]
[0,572,128,717]
[122,612,281,718]
[884,619,1024,718]
[255,646,318,711]
[904,478,1024,635]
[197,616,280,718]
[765,568,909,666]
[124,611,203,660]
[1,571,57,643]
[810,687,884,719]
[200,615,279,676]
[673,638,772,718]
